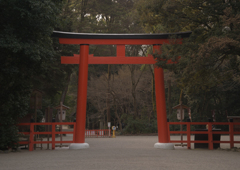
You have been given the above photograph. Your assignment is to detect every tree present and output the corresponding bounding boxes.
[137,0,240,120]
[88,65,153,132]
[0,0,61,150]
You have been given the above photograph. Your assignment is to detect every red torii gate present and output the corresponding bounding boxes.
[52,31,191,149]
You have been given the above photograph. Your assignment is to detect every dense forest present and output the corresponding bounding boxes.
[1,0,240,149]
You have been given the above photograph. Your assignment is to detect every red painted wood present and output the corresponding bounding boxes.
[187,122,191,149]
[154,45,169,143]
[55,132,74,134]
[33,141,51,144]
[88,55,156,64]
[85,129,111,138]
[18,141,29,145]
[229,122,234,148]
[73,123,76,143]
[208,123,213,150]
[54,141,73,143]
[17,121,240,151]
[170,141,209,143]
[29,123,34,151]
[61,54,156,64]
[213,141,230,143]
[17,122,75,151]
[61,56,79,64]
[167,122,240,149]
[52,124,55,150]
[117,45,125,57]
[34,132,52,135]
[212,131,229,134]
[169,140,188,143]
[75,45,89,143]
[53,32,189,148]
[169,131,188,134]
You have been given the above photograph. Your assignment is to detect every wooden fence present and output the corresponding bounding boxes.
[168,122,240,149]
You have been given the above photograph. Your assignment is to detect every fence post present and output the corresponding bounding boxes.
[52,123,55,150]
[29,123,34,151]
[229,118,234,149]
[187,118,191,149]
[167,119,170,142]
[73,122,76,143]
[208,120,213,150]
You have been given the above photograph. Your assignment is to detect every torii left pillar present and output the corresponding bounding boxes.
[69,44,90,149]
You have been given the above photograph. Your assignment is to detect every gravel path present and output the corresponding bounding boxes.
[0,136,239,170]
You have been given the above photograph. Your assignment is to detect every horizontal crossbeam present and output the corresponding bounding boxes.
[61,54,177,65]
[61,54,157,64]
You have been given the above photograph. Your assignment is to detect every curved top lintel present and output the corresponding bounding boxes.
[52,31,192,39]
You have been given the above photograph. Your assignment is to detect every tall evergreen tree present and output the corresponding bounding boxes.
[0,0,61,149]
[137,0,240,119]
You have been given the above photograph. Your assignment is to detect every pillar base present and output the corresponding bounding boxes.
[69,143,89,149]
[154,143,174,150]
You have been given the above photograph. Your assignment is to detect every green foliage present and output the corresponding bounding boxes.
[0,125,19,150]
[121,107,158,134]
[0,0,61,149]
[4,0,239,143]
[137,0,240,120]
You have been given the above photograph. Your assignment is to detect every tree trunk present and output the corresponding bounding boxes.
[167,79,172,115]
[113,98,122,131]
[60,73,71,103]
[106,64,111,122]
[149,65,155,113]
[81,0,88,22]
[129,65,138,118]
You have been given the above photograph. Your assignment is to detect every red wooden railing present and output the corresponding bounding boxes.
[18,122,111,151]
[85,129,111,138]
[168,122,240,150]
[18,122,76,151]
[18,122,240,151]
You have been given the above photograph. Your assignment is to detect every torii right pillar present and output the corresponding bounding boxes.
[153,45,174,149]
